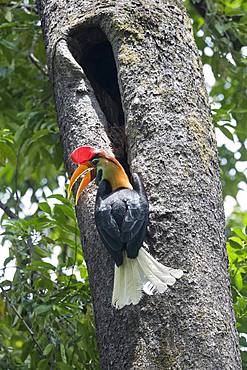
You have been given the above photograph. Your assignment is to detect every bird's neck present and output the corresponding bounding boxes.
[101,158,133,191]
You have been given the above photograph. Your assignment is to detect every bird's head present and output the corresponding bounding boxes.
[68,145,132,204]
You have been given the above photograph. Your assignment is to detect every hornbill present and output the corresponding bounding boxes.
[68,145,183,309]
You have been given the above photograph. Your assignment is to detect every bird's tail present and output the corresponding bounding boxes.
[112,247,183,309]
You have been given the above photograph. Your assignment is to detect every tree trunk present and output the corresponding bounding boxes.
[37,1,241,369]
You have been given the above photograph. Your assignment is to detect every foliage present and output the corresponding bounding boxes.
[0,1,99,369]
[0,196,98,369]
[187,0,247,199]
[227,223,247,367]
[0,0,246,368]
[0,0,62,204]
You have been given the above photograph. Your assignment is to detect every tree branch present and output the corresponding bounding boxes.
[0,286,43,355]
[29,53,48,76]
[0,200,18,219]
[29,32,48,76]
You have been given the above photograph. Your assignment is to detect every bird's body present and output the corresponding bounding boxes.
[68,145,183,309]
[95,174,149,266]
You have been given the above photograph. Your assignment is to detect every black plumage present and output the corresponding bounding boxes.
[95,173,149,266]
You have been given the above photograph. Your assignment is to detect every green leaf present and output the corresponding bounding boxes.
[32,129,52,141]
[27,261,56,271]
[0,142,16,165]
[5,9,13,22]
[236,296,247,313]
[0,128,14,143]
[60,343,67,363]
[57,204,75,219]
[219,126,234,141]
[56,363,73,370]
[4,256,14,266]
[240,335,247,348]
[235,271,243,291]
[34,245,50,258]
[43,343,54,356]
[229,236,243,248]
[79,265,88,279]
[34,305,51,316]
[37,359,49,370]
[39,202,51,214]
[48,194,70,205]
[0,39,18,51]
[0,22,18,30]
[233,228,247,241]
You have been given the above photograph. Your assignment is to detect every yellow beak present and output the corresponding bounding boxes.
[68,162,95,204]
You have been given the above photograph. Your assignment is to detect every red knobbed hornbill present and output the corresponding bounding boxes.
[68,145,183,309]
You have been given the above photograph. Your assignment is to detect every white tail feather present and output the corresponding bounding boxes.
[112,247,183,309]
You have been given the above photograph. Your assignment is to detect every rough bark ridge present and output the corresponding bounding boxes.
[37,0,241,369]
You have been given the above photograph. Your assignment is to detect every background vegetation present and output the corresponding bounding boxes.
[0,0,246,368]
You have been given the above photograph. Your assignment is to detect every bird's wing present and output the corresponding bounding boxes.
[95,203,125,266]
[95,203,121,244]
[121,195,148,243]
[126,221,148,259]
[96,226,123,266]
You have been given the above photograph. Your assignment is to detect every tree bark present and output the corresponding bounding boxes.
[37,0,241,369]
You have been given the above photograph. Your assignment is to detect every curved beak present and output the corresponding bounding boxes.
[68,162,96,204]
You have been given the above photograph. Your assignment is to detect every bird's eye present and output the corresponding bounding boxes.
[91,158,99,166]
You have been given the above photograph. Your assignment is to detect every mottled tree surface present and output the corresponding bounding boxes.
[37,0,241,369]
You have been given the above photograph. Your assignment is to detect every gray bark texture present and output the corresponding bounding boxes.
[37,0,241,369]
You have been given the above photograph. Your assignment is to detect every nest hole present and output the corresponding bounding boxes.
[68,26,128,172]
